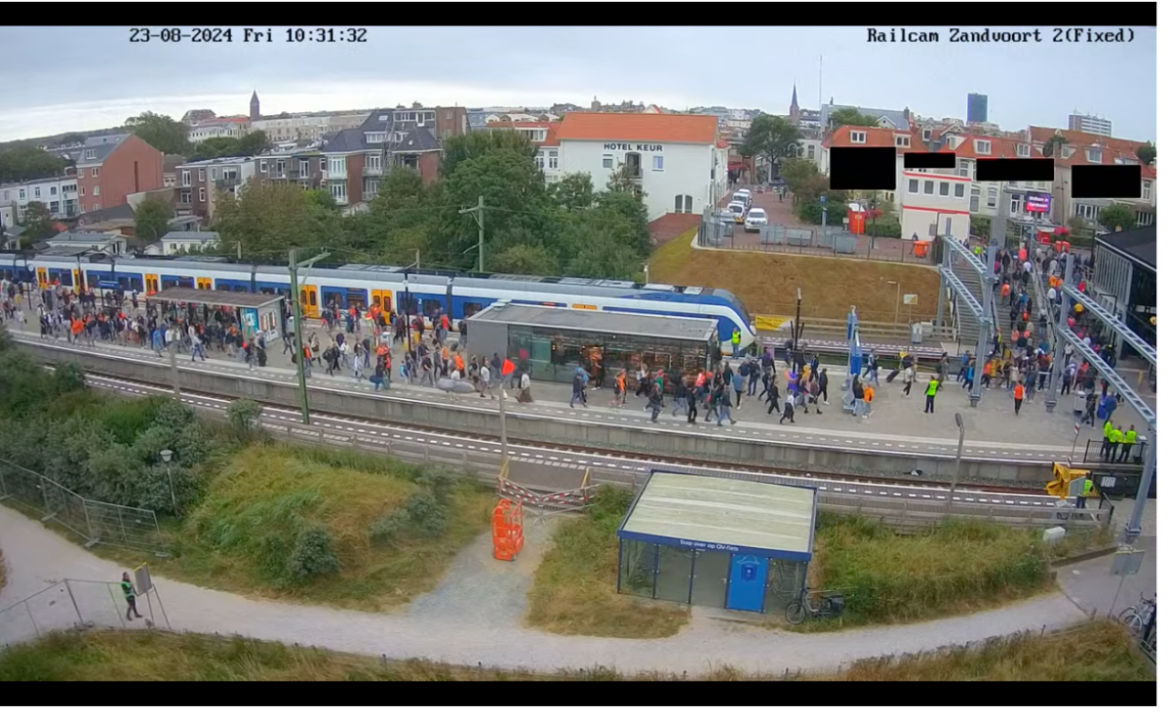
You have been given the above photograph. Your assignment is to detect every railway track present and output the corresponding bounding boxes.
[72,368,1059,507]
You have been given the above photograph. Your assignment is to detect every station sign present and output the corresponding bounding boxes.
[602,143,664,152]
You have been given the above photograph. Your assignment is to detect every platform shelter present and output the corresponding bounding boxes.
[616,471,817,613]
[146,287,283,344]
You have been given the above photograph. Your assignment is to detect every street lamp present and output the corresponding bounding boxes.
[947,413,965,514]
[159,449,177,514]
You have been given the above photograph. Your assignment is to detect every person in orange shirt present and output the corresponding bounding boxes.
[862,383,874,419]
[454,352,464,374]
[1013,381,1025,415]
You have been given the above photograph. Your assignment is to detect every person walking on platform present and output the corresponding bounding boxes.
[647,381,664,423]
[902,364,915,397]
[1012,381,1025,416]
[716,386,737,427]
[570,371,587,409]
[779,392,796,424]
[924,376,939,414]
[685,382,699,423]
[819,367,830,405]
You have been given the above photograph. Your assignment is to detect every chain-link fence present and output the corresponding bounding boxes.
[0,579,167,648]
[0,458,165,554]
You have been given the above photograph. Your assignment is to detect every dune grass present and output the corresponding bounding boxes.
[139,445,498,610]
[796,514,1056,631]
[525,486,690,639]
[0,620,1151,681]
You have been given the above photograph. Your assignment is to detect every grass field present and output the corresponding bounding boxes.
[649,228,940,324]
[133,445,498,610]
[0,620,1151,681]
[525,486,690,639]
[799,515,1055,630]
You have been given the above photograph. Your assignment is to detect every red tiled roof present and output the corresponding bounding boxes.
[822,125,927,154]
[1028,126,1147,154]
[557,112,718,144]
[540,123,561,148]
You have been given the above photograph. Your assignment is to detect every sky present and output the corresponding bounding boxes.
[0,26,1156,143]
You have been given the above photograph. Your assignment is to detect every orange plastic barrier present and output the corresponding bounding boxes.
[913,241,930,258]
[491,498,525,561]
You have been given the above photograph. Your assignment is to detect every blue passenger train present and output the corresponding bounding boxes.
[0,253,758,353]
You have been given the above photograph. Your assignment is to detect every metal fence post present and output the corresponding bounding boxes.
[24,601,40,638]
[82,501,96,543]
[64,579,84,627]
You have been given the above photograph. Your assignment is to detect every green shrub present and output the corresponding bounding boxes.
[226,399,263,437]
[869,216,902,238]
[287,525,341,583]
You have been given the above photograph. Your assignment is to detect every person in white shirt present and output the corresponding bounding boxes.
[518,371,533,403]
[479,364,493,398]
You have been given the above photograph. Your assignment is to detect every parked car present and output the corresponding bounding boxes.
[733,189,753,209]
[727,202,746,224]
[744,208,768,232]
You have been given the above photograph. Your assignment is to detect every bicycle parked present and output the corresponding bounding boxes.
[783,587,846,625]
[1118,592,1155,634]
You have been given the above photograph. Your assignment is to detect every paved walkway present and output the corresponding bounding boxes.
[10,325,1151,465]
[0,504,1122,675]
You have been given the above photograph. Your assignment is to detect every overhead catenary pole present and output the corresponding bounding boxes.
[459,195,486,273]
[948,413,965,514]
[289,248,330,425]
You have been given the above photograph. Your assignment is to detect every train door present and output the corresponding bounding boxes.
[144,274,160,296]
[371,289,393,314]
[71,269,81,289]
[35,267,48,288]
[300,284,319,319]
[196,277,212,290]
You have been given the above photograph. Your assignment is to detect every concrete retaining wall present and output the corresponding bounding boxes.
[19,339,1052,485]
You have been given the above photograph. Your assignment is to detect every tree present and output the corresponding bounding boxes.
[440,130,536,178]
[133,196,173,243]
[236,130,271,156]
[21,202,54,244]
[778,158,820,203]
[1041,133,1067,158]
[213,181,343,259]
[124,112,190,155]
[970,216,991,240]
[606,162,641,196]
[1136,142,1156,166]
[487,244,560,275]
[829,108,880,129]
[740,115,803,182]
[549,172,595,209]
[0,146,69,184]
[1097,204,1137,232]
[188,137,240,161]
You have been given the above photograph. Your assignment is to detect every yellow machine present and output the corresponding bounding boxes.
[1047,462,1097,499]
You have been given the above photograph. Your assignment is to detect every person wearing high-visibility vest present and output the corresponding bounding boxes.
[1120,426,1138,463]
[731,329,742,359]
[1075,477,1093,509]
[1100,419,1113,459]
[923,377,939,414]
[1107,425,1125,463]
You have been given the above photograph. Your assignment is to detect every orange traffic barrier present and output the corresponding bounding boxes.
[491,498,525,561]
[913,241,930,258]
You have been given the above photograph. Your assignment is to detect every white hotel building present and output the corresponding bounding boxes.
[494,113,729,220]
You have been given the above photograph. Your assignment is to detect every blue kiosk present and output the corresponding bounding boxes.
[616,471,817,613]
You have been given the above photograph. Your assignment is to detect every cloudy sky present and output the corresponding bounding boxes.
[0,26,1156,142]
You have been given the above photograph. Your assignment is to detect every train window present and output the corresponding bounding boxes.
[462,302,482,318]
[421,299,442,316]
[308,290,317,306]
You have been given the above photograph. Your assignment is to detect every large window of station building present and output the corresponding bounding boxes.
[466,302,720,387]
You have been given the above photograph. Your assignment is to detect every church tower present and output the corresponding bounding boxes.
[249,91,261,121]
[788,84,799,123]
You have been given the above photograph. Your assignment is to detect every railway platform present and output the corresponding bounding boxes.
[5,322,1152,468]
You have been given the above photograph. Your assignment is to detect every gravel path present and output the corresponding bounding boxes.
[0,504,1091,674]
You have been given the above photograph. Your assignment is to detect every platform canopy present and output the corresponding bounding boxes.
[146,287,283,309]
[617,471,817,563]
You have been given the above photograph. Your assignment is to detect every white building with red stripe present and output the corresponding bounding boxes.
[823,125,970,241]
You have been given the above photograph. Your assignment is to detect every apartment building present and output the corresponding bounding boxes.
[251,112,369,145]
[936,133,1055,225]
[821,125,971,241]
[64,133,165,215]
[174,156,258,220]
[0,176,81,223]
[1068,113,1112,138]
[188,118,250,144]
[319,108,454,210]
[1026,126,1155,229]
[480,121,563,182]
[254,150,328,191]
